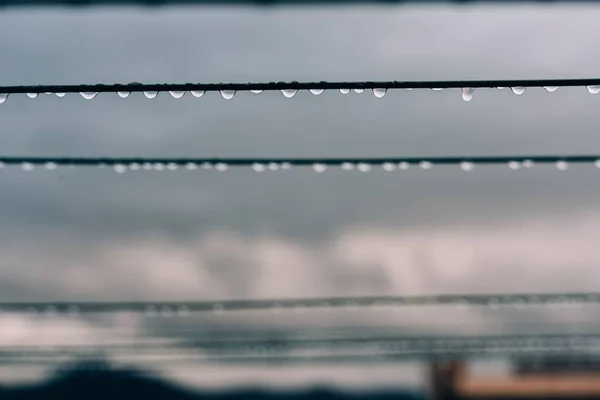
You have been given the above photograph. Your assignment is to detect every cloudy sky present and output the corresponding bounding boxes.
[2,2,600,391]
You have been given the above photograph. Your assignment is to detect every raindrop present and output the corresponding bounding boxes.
[117,91,130,98]
[556,160,568,171]
[21,162,34,171]
[212,303,225,315]
[55,93,66,98]
[341,162,355,171]
[129,163,141,171]
[166,162,178,171]
[185,162,198,171]
[496,87,505,90]
[522,159,535,168]
[544,86,559,92]
[354,88,364,94]
[142,163,153,171]
[169,91,186,99]
[587,85,600,94]
[595,159,600,169]
[252,163,266,172]
[281,162,292,170]
[460,161,474,171]
[340,88,351,95]
[372,88,387,98]
[215,163,229,171]
[398,162,410,170]
[510,87,526,95]
[281,89,297,98]
[382,162,396,171]
[313,163,327,173]
[358,163,371,172]
[191,90,205,98]
[80,92,98,100]
[153,163,165,171]
[201,162,212,170]
[0,94,8,105]
[0,162,5,169]
[45,162,57,170]
[432,88,444,91]
[267,162,279,171]
[461,87,475,102]
[309,88,324,95]
[508,161,521,170]
[250,89,263,94]
[27,93,39,99]
[220,90,236,100]
[143,91,158,99]
[419,161,433,170]
[114,164,127,174]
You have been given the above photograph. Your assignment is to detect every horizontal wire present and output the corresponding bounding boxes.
[2,78,600,94]
[0,155,600,169]
[1,291,599,313]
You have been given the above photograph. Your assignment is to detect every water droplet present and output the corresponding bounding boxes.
[357,163,371,172]
[419,161,433,170]
[177,305,190,317]
[80,92,98,100]
[281,162,292,170]
[354,88,364,94]
[508,161,521,170]
[213,303,225,315]
[281,89,297,98]
[44,306,58,317]
[143,91,158,99]
[0,94,8,104]
[398,162,410,170]
[169,91,185,99]
[114,164,127,174]
[595,159,600,169]
[267,162,279,171]
[496,87,505,90]
[21,162,34,171]
[313,163,327,173]
[250,89,263,94]
[201,162,212,170]
[166,162,178,171]
[372,88,387,98]
[191,90,205,98]
[340,88,351,95]
[45,162,57,170]
[0,162,5,169]
[220,90,236,100]
[145,305,157,317]
[161,306,173,317]
[27,93,38,99]
[544,86,559,92]
[587,85,600,94]
[55,93,66,98]
[382,162,396,171]
[461,87,475,102]
[510,87,526,95]
[460,161,474,171]
[185,162,198,170]
[142,163,153,171]
[432,88,444,91]
[129,163,141,171]
[522,159,535,168]
[67,305,80,317]
[341,162,355,170]
[44,92,52,95]
[117,91,130,98]
[153,163,165,171]
[309,88,324,95]
[252,163,266,172]
[215,162,229,171]
[556,160,568,170]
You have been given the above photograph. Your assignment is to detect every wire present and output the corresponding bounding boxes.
[2,78,600,94]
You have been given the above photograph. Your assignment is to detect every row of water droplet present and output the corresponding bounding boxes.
[1,85,600,104]
[2,159,599,173]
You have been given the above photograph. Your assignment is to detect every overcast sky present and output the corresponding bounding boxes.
[2,2,600,390]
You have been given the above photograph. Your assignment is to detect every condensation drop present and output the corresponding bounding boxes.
[522,159,535,168]
[191,90,205,98]
[27,93,39,99]
[55,93,66,98]
[45,162,57,170]
[508,161,521,170]
[313,163,327,173]
[80,92,98,100]
[340,88,351,95]
[357,163,371,172]
[201,162,212,170]
[281,89,297,98]
[185,163,198,170]
[0,94,8,104]
[21,162,34,171]
[398,162,410,170]
[114,164,127,174]
[341,162,355,171]
[544,86,559,92]
[354,88,364,94]
[215,163,229,171]
[117,91,130,98]
[309,88,325,95]
[153,163,165,171]
[419,161,433,170]
[587,85,600,94]
[382,162,396,171]
[169,91,186,99]
[460,161,474,171]
[129,163,141,171]
[142,163,153,171]
[267,162,279,171]
[166,162,178,171]
[556,160,569,171]
[250,90,263,94]
[510,87,526,95]
[143,91,158,99]
[220,90,236,100]
[252,163,266,172]
[372,88,387,98]
[461,87,475,102]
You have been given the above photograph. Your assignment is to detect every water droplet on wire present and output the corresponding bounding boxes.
[0,162,5,169]
[45,162,57,170]
[354,88,364,94]
[220,90,235,100]
[587,85,600,94]
[55,93,66,98]
[382,162,396,171]
[281,89,297,98]
[461,88,475,102]
[267,162,279,171]
[154,163,166,171]
[510,87,526,95]
[166,162,178,171]
[215,163,229,172]
[358,163,372,172]
[432,88,444,91]
[522,159,535,168]
[21,162,34,171]
[556,161,568,171]
[508,161,521,170]
[117,91,130,98]
[340,88,350,95]
[80,92,98,100]
[398,162,410,170]
[114,164,127,174]
[341,162,355,171]
[129,163,141,171]
[252,163,266,172]
[460,161,474,171]
[309,89,324,95]
[419,161,433,170]
[544,86,559,92]
[595,160,600,169]
[372,88,387,98]
[169,91,186,99]
[0,94,8,104]
[191,90,205,98]
[250,90,263,94]
[143,91,158,99]
[27,93,38,99]
[313,163,327,173]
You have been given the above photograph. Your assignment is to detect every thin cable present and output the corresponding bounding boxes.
[2,78,600,94]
